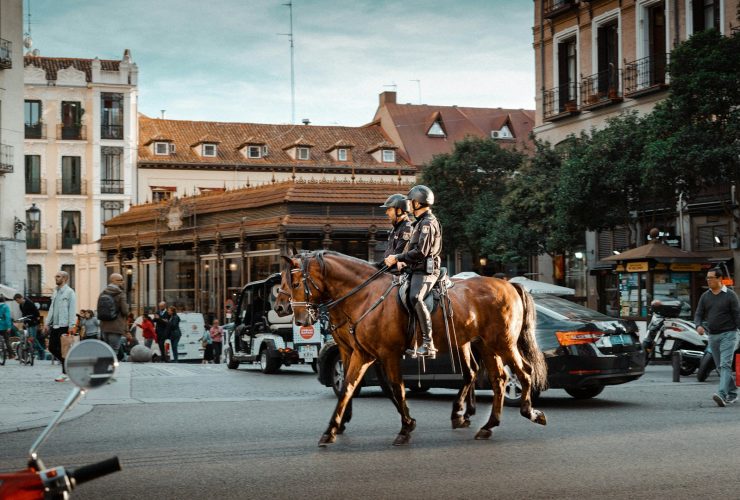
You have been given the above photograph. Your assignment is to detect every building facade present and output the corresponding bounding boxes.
[0,0,25,291]
[532,0,739,317]
[23,51,138,305]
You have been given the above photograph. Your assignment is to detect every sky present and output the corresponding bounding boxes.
[27,0,535,126]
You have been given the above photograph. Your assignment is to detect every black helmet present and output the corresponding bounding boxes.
[380,193,409,212]
[407,185,434,206]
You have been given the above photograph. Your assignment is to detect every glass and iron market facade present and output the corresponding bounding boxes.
[99,180,410,323]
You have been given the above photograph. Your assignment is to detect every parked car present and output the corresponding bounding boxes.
[317,294,645,405]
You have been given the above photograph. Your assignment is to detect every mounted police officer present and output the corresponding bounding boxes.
[381,194,412,273]
[384,185,442,358]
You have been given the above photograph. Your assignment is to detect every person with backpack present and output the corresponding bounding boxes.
[97,273,129,359]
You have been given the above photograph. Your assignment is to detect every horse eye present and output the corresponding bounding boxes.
[292,280,300,289]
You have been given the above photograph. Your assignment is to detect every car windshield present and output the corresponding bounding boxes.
[534,295,615,321]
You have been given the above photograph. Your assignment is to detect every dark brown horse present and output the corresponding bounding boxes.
[275,251,547,446]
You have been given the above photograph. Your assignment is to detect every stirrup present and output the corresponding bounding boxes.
[414,343,437,359]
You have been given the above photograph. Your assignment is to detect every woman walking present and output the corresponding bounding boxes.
[166,306,181,362]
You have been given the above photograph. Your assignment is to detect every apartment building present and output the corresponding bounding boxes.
[23,51,138,305]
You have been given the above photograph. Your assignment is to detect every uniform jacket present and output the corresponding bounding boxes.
[99,284,129,335]
[397,210,442,273]
[384,217,413,259]
[47,284,77,329]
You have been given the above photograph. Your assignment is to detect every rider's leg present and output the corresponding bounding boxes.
[409,273,437,357]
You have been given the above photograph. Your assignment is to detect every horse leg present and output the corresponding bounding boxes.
[505,349,547,426]
[465,353,479,419]
[337,350,354,435]
[319,351,373,447]
[451,343,476,429]
[475,352,506,440]
[382,359,416,446]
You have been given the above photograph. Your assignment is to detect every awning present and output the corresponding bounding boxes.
[508,276,575,295]
[603,240,707,264]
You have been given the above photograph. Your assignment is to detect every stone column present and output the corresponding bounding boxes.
[322,224,333,250]
[367,225,377,263]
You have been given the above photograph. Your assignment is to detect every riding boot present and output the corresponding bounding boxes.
[412,302,436,358]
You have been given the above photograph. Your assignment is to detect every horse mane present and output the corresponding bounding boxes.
[308,250,377,275]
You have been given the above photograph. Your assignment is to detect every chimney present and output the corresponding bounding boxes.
[379,91,397,106]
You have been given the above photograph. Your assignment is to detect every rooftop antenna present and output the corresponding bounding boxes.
[410,79,422,104]
[23,0,33,54]
[279,1,296,124]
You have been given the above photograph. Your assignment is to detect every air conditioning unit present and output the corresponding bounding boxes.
[262,145,269,157]
[491,131,499,139]
[169,143,176,154]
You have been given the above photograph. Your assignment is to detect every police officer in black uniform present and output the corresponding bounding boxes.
[384,185,442,357]
[381,194,412,273]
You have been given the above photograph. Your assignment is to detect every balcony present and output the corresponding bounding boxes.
[58,233,88,250]
[57,178,88,195]
[544,0,578,19]
[26,177,48,195]
[0,38,12,69]
[580,68,623,110]
[26,233,47,250]
[57,124,87,141]
[25,122,46,140]
[101,124,123,140]
[101,179,124,194]
[623,54,668,97]
[543,82,580,121]
[0,144,13,174]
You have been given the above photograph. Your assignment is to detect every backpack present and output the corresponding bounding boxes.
[97,292,119,321]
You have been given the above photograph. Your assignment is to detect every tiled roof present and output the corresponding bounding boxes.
[24,55,121,82]
[138,116,412,171]
[375,102,536,166]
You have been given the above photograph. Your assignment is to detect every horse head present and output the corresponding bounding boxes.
[277,252,326,326]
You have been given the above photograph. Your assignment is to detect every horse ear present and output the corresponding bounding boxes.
[281,255,296,268]
[289,244,299,256]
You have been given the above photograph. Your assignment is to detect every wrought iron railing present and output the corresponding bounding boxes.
[57,178,88,195]
[101,124,123,140]
[623,54,668,95]
[0,38,12,69]
[25,123,46,139]
[543,82,579,120]
[544,0,577,19]
[580,67,622,107]
[57,124,87,141]
[0,144,13,174]
[25,177,47,194]
[58,233,88,250]
[101,179,124,194]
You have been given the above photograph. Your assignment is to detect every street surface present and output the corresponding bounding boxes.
[1,360,738,499]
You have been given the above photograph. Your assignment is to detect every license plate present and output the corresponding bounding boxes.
[610,334,633,346]
[298,345,318,361]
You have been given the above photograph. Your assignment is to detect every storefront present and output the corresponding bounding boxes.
[100,180,409,323]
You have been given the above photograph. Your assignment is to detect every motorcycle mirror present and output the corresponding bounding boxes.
[64,340,118,390]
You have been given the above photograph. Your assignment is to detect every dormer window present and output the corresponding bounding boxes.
[337,148,348,161]
[154,142,174,155]
[247,145,262,158]
[382,149,396,163]
[491,125,513,140]
[297,147,310,160]
[202,143,217,157]
[427,121,446,137]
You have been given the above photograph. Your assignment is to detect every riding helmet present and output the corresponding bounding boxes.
[380,193,410,212]
[407,185,434,206]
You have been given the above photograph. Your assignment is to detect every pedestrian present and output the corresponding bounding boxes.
[13,293,44,359]
[166,306,181,362]
[210,318,224,364]
[97,273,129,362]
[0,295,15,360]
[136,310,156,349]
[201,326,213,364]
[45,271,77,381]
[79,309,100,340]
[153,301,170,362]
[695,267,740,407]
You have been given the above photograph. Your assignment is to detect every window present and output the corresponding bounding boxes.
[202,144,217,157]
[60,101,83,140]
[557,35,578,110]
[691,0,721,33]
[247,145,262,158]
[61,211,81,249]
[427,121,445,137]
[492,125,513,139]
[61,264,75,290]
[596,18,619,95]
[382,149,395,163]
[151,187,174,203]
[697,224,729,249]
[101,147,123,194]
[24,100,42,139]
[27,265,42,295]
[26,208,41,249]
[101,201,124,236]
[154,142,170,155]
[101,93,123,139]
[25,155,41,194]
[297,147,310,160]
[61,156,82,195]
[337,148,348,161]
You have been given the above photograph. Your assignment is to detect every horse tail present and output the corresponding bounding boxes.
[511,283,548,391]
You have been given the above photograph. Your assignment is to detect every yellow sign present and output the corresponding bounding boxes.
[616,265,625,272]
[670,263,702,272]
[626,262,649,272]
[654,263,667,270]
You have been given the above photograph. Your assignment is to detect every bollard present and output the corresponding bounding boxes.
[672,350,682,382]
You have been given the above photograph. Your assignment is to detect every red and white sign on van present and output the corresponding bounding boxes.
[299,326,314,340]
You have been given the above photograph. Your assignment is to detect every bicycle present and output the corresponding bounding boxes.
[12,316,35,366]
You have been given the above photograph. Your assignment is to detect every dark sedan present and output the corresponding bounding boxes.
[317,294,645,405]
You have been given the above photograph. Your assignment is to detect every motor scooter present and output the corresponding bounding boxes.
[0,340,122,499]
[643,300,707,375]
[696,340,740,382]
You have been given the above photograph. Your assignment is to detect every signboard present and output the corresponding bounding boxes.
[626,262,649,272]
[670,263,702,272]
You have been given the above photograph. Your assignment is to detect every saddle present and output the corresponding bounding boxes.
[398,268,454,349]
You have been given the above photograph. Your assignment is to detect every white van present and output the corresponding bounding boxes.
[133,312,205,362]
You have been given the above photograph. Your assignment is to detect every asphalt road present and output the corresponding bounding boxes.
[1,362,738,499]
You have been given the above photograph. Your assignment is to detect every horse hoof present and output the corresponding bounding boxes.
[407,418,416,433]
[393,433,411,446]
[532,410,547,426]
[337,424,346,435]
[474,428,492,440]
[451,417,471,429]
[318,433,336,447]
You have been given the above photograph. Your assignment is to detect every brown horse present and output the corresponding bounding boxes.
[275,251,547,446]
